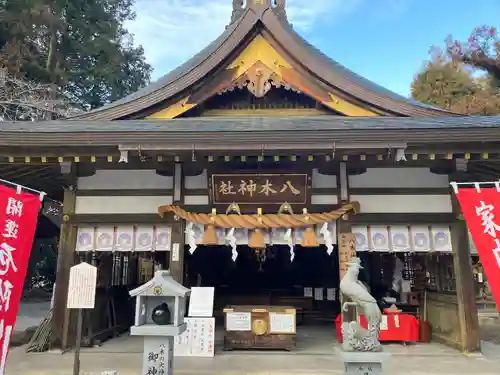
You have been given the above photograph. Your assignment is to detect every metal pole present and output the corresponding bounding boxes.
[73,308,83,375]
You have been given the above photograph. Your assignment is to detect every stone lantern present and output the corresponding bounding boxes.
[129,270,190,375]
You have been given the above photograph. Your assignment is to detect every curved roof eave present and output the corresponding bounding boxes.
[261,12,457,117]
[72,9,258,121]
[72,7,459,121]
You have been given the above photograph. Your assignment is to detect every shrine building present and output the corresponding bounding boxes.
[1,0,498,354]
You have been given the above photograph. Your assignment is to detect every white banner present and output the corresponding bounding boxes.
[390,226,411,252]
[95,226,115,252]
[115,225,134,252]
[294,228,305,243]
[370,225,390,252]
[410,226,431,252]
[352,225,369,252]
[431,226,452,253]
[75,226,95,252]
[234,228,249,245]
[154,226,172,251]
[349,225,451,253]
[135,225,154,251]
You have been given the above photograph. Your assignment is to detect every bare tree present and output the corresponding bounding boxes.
[0,67,81,121]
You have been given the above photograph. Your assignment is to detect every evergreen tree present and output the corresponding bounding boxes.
[411,50,500,115]
[0,0,152,110]
[411,52,477,110]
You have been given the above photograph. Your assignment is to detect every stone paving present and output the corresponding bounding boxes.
[480,312,500,345]
[7,308,500,375]
[5,339,500,375]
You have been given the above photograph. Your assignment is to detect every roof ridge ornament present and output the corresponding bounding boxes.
[275,1,288,22]
[229,0,287,26]
[229,0,245,25]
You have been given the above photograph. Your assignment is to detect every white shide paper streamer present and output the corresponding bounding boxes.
[320,222,334,255]
[284,228,294,261]
[185,222,197,254]
[226,228,238,261]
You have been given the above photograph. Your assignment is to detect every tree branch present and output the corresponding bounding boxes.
[0,66,81,121]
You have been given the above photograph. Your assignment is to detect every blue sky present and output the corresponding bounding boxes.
[127,0,500,97]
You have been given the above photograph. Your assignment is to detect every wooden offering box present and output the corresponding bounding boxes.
[223,305,296,351]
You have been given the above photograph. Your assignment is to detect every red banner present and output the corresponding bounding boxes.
[0,185,41,374]
[454,186,500,311]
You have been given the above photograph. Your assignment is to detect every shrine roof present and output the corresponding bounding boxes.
[273,20,450,115]
[71,4,453,121]
[2,115,499,132]
[0,116,499,147]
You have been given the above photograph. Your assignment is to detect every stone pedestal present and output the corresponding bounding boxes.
[339,351,391,375]
[142,336,174,375]
[133,324,187,375]
[129,270,190,375]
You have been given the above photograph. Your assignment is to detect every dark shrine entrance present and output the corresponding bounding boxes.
[185,244,341,324]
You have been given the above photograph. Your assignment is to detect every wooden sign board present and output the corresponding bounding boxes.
[210,173,308,205]
[67,262,97,309]
[339,233,357,280]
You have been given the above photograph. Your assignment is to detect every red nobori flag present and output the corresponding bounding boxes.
[452,182,500,312]
[0,185,42,374]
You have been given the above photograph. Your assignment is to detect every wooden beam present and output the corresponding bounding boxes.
[68,213,175,225]
[76,189,174,196]
[348,187,451,195]
[350,213,455,224]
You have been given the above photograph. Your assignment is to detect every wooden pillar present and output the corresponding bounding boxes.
[170,162,185,284]
[51,186,77,349]
[338,219,357,322]
[338,161,357,322]
[449,174,480,352]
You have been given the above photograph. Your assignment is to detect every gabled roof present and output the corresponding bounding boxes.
[73,4,454,121]
[129,270,190,298]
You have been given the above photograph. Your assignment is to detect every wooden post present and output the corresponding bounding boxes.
[449,174,480,352]
[170,221,186,284]
[170,162,185,284]
[72,308,83,375]
[51,186,77,349]
[338,219,357,323]
[337,161,357,323]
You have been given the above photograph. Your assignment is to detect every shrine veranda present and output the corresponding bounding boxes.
[1,0,498,356]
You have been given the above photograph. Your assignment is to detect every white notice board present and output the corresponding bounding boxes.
[67,262,97,309]
[269,313,295,334]
[188,287,215,317]
[226,312,251,331]
[174,317,215,357]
